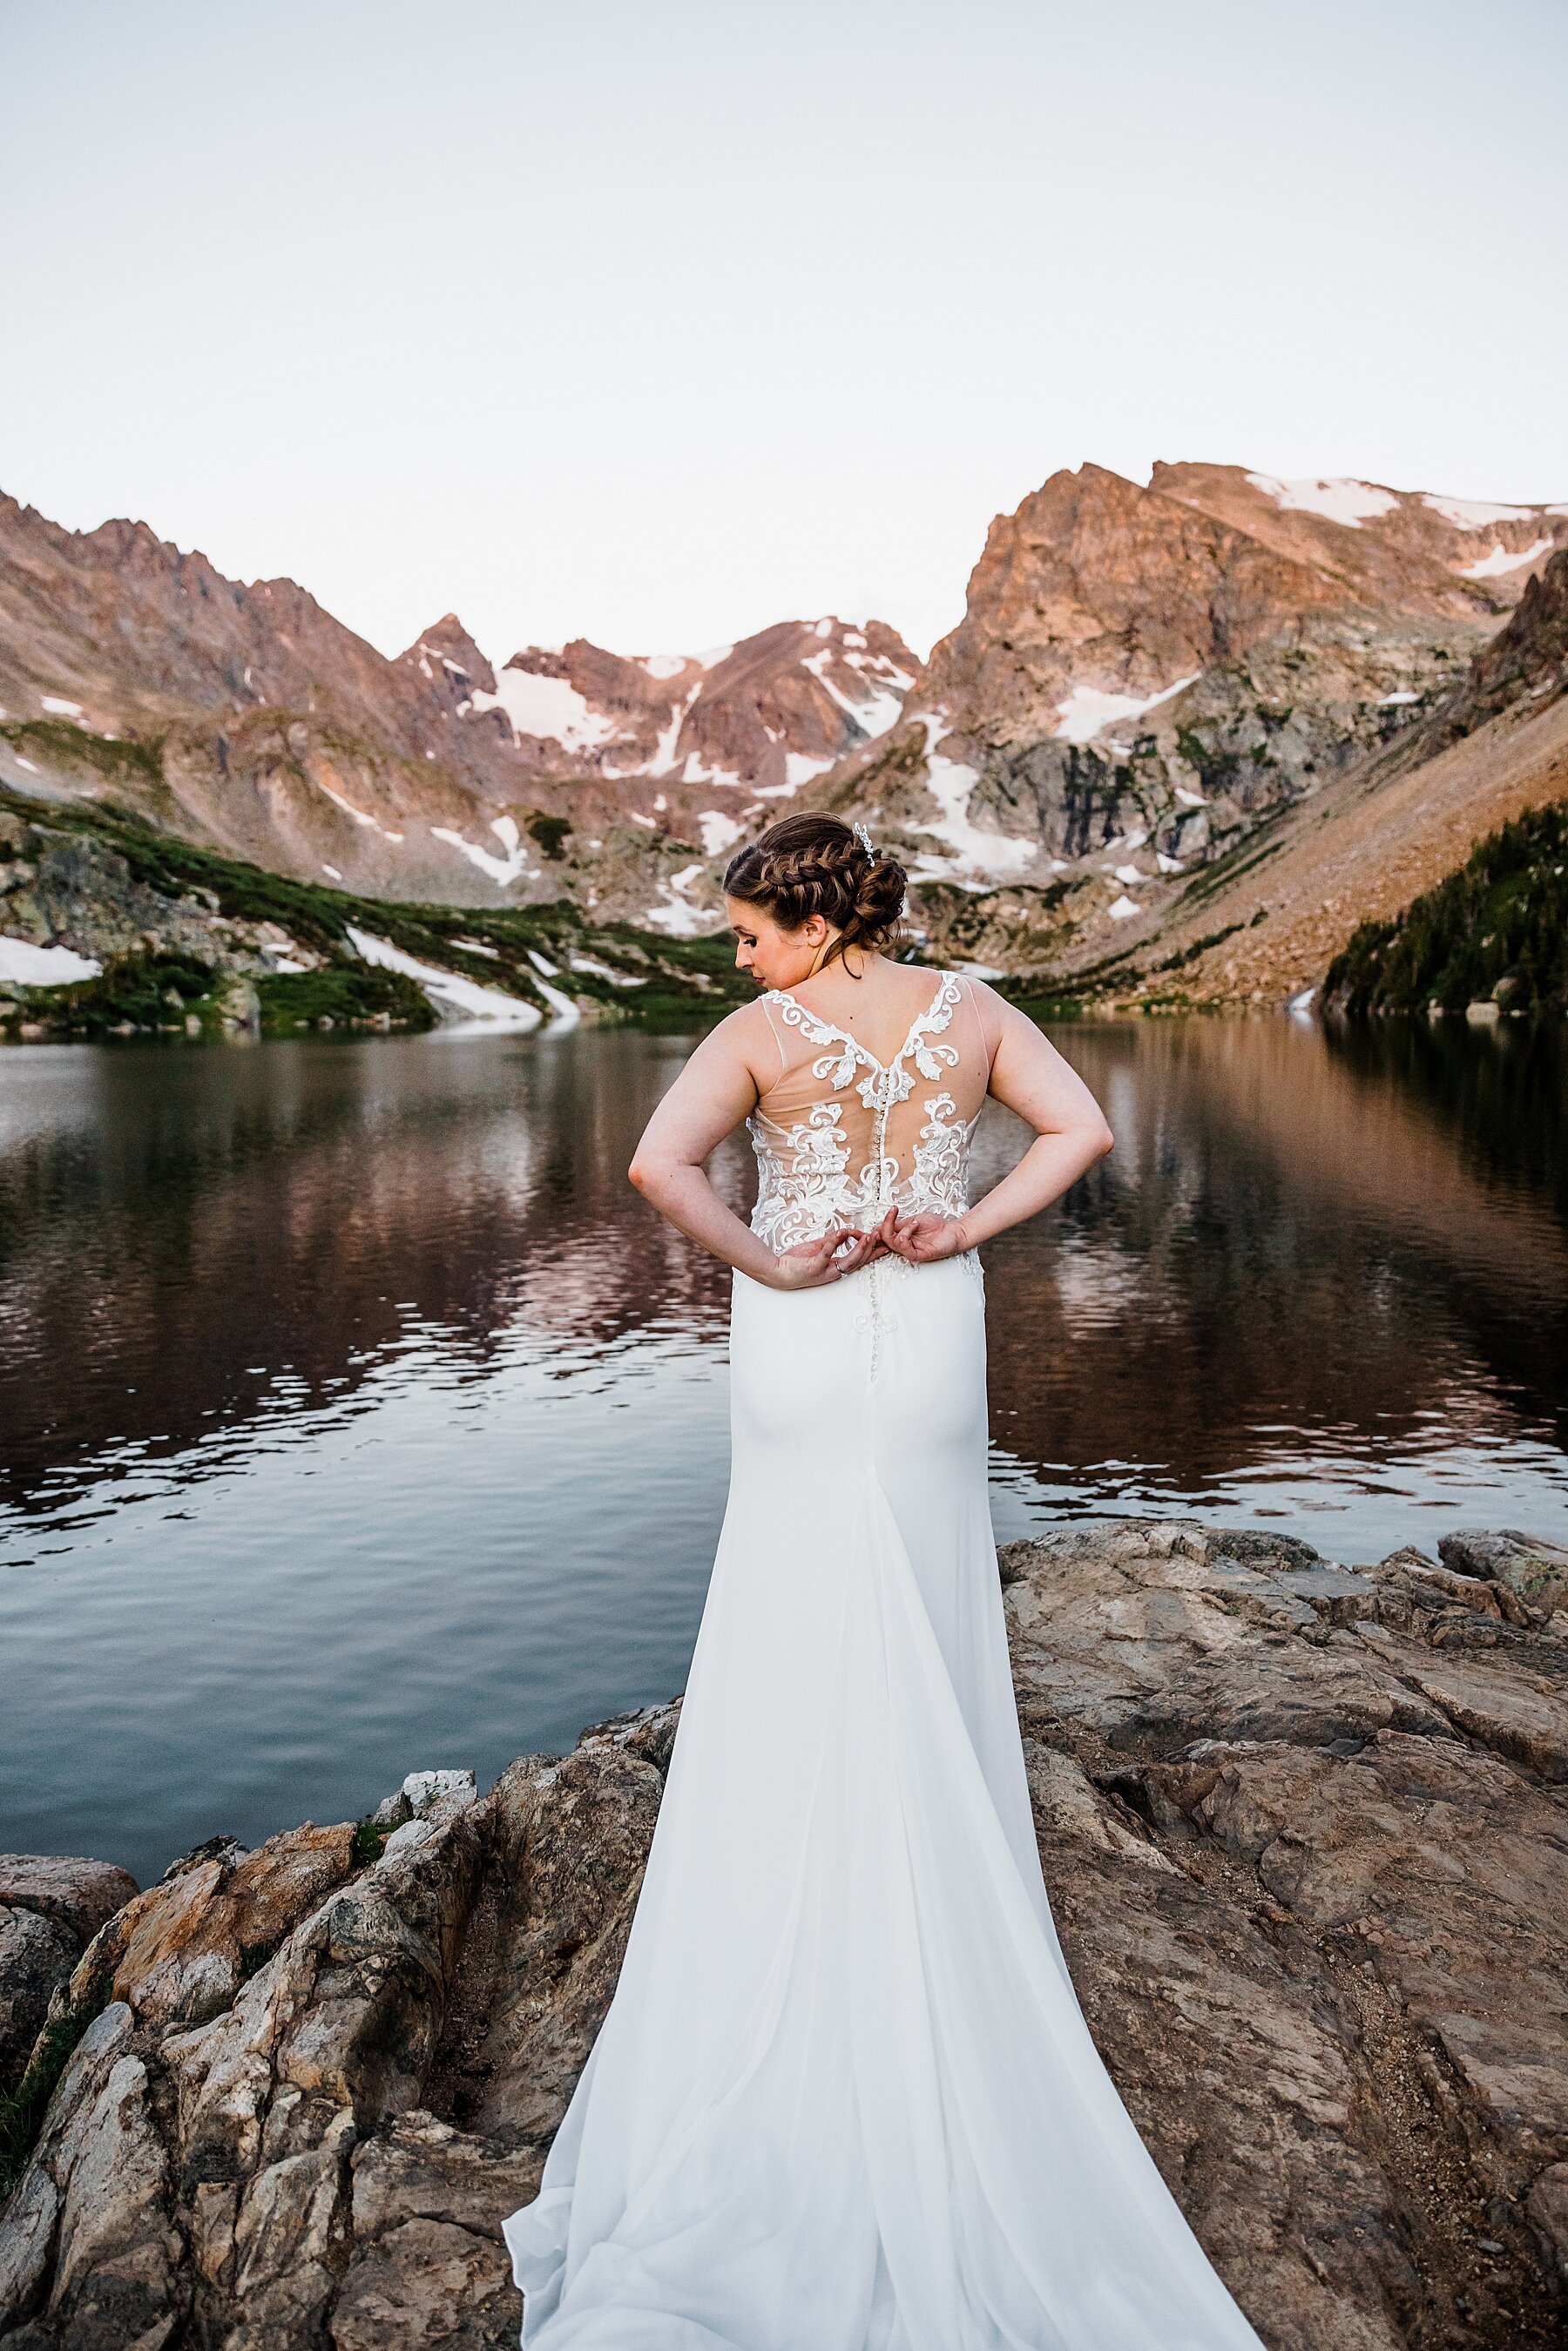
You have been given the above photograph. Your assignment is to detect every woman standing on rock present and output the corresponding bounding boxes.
[503,812,1263,2349]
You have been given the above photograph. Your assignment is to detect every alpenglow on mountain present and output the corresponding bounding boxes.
[2,463,1565,1001]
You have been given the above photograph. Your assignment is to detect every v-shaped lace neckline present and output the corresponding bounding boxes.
[765,970,959,1078]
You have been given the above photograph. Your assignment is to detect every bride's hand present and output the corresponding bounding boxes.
[768,1227,882,1290]
[877,1208,970,1264]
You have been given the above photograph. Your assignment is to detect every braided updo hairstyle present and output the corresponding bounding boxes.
[722,812,906,968]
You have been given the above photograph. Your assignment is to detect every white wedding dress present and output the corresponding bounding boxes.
[504,972,1263,2350]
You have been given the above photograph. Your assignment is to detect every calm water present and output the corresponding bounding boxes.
[3,1016,1565,1887]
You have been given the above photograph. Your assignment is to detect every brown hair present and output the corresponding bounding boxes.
[722,813,905,967]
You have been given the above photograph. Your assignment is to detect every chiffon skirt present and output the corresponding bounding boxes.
[502,1256,1263,2349]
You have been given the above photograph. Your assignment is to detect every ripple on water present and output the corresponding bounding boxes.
[1,1017,1565,1881]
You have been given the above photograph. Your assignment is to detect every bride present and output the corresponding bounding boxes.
[504,813,1263,2349]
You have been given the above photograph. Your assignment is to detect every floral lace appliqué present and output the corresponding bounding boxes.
[750,976,977,1260]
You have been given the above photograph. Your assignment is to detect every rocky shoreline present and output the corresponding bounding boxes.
[3,1518,1567,2350]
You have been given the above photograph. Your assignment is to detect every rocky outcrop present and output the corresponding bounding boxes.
[0,1723,666,2351]
[1410,546,1568,757]
[3,1522,1565,2348]
[0,801,307,986]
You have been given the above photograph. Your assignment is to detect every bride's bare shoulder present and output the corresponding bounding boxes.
[944,972,1029,1057]
[693,996,779,1070]
[709,996,777,1037]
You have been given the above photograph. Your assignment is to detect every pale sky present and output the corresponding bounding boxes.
[3,0,1565,665]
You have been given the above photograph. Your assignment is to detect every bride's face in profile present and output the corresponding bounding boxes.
[725,897,841,990]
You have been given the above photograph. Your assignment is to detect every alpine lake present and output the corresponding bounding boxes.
[3,1010,1565,1886]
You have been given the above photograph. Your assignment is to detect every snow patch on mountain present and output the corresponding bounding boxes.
[431,814,534,888]
[697,809,742,857]
[1458,537,1552,580]
[783,752,835,789]
[1423,494,1542,530]
[635,646,733,678]
[801,648,906,742]
[911,716,1036,881]
[314,779,405,841]
[1246,475,1399,528]
[679,750,742,788]
[1054,676,1198,745]
[642,863,721,936]
[524,948,581,1026]
[474,667,621,753]
[647,688,702,779]
[569,952,646,987]
[346,926,543,1028]
[0,937,103,986]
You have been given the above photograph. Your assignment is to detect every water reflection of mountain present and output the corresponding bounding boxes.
[0,1031,747,1513]
[983,1018,1568,1494]
[2,1018,1564,1523]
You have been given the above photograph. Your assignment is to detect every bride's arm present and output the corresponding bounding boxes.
[628,1010,882,1291]
[883,989,1114,1262]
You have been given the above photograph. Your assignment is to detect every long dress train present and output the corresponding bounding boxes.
[503,973,1264,2350]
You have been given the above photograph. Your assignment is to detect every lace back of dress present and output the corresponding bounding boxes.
[747,972,988,1255]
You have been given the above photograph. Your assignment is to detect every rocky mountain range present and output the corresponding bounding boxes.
[2,465,1565,1000]
[0,493,915,939]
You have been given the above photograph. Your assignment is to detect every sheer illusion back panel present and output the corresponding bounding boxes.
[748,972,990,1253]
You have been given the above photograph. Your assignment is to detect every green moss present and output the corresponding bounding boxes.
[0,2004,98,2200]
[2,949,218,1037]
[1152,921,1247,973]
[2,718,165,785]
[256,967,434,1035]
[351,1818,395,1869]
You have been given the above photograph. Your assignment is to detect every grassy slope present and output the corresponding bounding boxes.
[1053,689,1568,1011]
[1324,798,1568,1017]
[0,780,748,1038]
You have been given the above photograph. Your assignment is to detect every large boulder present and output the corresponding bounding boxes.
[0,1861,138,2097]
[1439,1528,1568,1625]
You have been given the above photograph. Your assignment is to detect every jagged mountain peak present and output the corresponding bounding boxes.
[821,459,1568,986]
[400,615,497,698]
